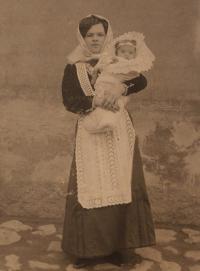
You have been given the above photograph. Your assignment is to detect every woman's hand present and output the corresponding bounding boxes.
[93,84,126,112]
[93,92,119,112]
[101,91,120,112]
[102,82,127,110]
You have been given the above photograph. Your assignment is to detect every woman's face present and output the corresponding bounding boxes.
[84,23,106,54]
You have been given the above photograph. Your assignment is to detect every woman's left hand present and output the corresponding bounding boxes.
[101,91,120,112]
[101,83,126,111]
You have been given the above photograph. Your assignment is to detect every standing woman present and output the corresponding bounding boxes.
[61,14,155,269]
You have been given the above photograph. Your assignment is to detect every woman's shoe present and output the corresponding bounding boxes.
[107,251,136,266]
[107,251,124,266]
[72,258,90,269]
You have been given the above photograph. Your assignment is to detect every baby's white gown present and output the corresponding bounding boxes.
[83,71,129,133]
[82,57,137,133]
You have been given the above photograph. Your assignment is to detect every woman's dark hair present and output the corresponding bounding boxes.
[79,15,108,38]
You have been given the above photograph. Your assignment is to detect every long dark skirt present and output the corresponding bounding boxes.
[61,136,156,258]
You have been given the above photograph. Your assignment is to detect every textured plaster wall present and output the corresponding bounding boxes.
[0,0,200,225]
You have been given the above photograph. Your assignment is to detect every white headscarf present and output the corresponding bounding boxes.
[67,14,113,64]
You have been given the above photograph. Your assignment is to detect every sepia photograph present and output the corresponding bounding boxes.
[0,1,200,270]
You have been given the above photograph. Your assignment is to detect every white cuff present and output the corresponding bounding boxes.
[122,84,128,95]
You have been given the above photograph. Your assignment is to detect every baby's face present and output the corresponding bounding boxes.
[116,44,136,60]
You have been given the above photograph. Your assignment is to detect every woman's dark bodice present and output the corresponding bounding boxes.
[62,64,147,114]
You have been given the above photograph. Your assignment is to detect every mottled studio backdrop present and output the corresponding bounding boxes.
[0,0,200,225]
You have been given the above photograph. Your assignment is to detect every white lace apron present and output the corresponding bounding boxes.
[75,63,136,209]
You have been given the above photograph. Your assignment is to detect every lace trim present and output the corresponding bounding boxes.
[76,63,95,97]
[124,110,135,153]
[105,131,119,189]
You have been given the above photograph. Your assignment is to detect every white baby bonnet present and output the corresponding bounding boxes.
[98,31,155,74]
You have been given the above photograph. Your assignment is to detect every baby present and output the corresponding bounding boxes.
[83,31,155,133]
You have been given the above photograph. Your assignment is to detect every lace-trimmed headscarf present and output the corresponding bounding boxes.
[67,14,113,64]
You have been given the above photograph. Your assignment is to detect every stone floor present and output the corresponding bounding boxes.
[0,218,200,271]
